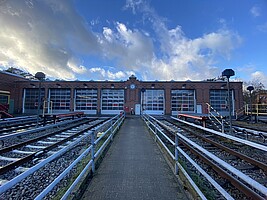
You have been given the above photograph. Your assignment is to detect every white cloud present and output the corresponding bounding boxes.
[103,27,113,42]
[67,59,87,74]
[251,71,267,87]
[99,22,154,71]
[121,0,242,81]
[124,0,144,14]
[89,67,135,80]
[0,0,242,82]
[250,5,261,17]
[0,0,99,80]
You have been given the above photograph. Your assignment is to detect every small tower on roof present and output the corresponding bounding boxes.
[129,74,137,80]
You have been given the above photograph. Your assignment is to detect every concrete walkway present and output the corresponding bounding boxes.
[81,116,188,200]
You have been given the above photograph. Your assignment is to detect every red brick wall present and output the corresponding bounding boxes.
[0,72,244,115]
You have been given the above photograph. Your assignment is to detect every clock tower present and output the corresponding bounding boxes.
[125,75,140,115]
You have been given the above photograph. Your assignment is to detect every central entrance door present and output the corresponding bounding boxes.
[135,104,141,115]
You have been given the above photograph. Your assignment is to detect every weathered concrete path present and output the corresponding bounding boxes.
[82,117,188,200]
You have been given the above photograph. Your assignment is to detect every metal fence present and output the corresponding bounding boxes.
[245,104,267,116]
[34,113,125,200]
[142,114,208,200]
[141,114,267,200]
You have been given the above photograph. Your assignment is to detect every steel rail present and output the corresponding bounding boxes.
[0,118,107,175]
[0,131,93,195]
[0,120,38,134]
[176,146,234,200]
[176,132,267,198]
[171,116,267,152]
[180,141,265,200]
[166,119,267,172]
[35,114,124,199]
[154,117,267,199]
[0,118,92,154]
[0,118,88,140]
[143,114,231,199]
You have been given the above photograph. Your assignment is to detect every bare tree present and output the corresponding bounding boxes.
[243,79,265,104]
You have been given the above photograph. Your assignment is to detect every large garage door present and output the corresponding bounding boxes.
[75,89,97,114]
[101,89,124,115]
[48,89,71,113]
[142,90,165,115]
[171,90,196,115]
[210,89,234,116]
[23,88,45,114]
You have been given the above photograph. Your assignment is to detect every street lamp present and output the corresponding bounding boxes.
[35,72,45,126]
[141,88,145,114]
[222,69,235,134]
[247,85,254,122]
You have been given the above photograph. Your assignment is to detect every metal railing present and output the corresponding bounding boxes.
[142,114,207,199]
[42,101,53,116]
[206,103,225,133]
[142,114,267,199]
[34,113,125,200]
[235,105,246,119]
[245,104,267,116]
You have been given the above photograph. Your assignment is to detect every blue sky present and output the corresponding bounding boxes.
[0,0,267,86]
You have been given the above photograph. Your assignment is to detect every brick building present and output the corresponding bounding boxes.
[0,71,243,116]
[256,90,267,104]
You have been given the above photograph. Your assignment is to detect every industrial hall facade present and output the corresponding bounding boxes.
[0,71,243,116]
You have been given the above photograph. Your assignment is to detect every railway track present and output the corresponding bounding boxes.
[232,125,267,144]
[145,115,267,199]
[0,117,105,177]
[0,116,39,135]
[0,117,90,149]
[0,115,123,199]
[0,115,80,136]
[206,117,267,144]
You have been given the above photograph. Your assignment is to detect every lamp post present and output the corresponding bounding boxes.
[35,72,45,126]
[141,88,145,115]
[247,86,254,122]
[222,69,235,134]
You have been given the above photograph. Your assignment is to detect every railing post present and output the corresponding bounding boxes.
[175,133,179,175]
[111,121,115,141]
[221,119,224,133]
[91,129,95,173]
[154,124,157,141]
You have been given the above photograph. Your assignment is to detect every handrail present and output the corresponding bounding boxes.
[34,113,125,200]
[245,103,267,116]
[171,116,267,152]
[43,101,53,116]
[143,114,267,199]
[206,103,225,133]
[142,113,229,199]
[0,126,92,195]
[235,105,245,119]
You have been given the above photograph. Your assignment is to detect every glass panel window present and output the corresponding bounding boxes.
[23,88,45,110]
[49,89,71,110]
[209,90,233,112]
[101,89,124,110]
[75,89,97,110]
[171,90,195,112]
[142,90,165,111]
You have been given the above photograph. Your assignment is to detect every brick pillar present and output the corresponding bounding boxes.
[97,88,101,115]
[165,88,171,115]
[70,88,74,111]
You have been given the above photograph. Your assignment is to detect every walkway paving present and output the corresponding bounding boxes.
[81,116,188,200]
